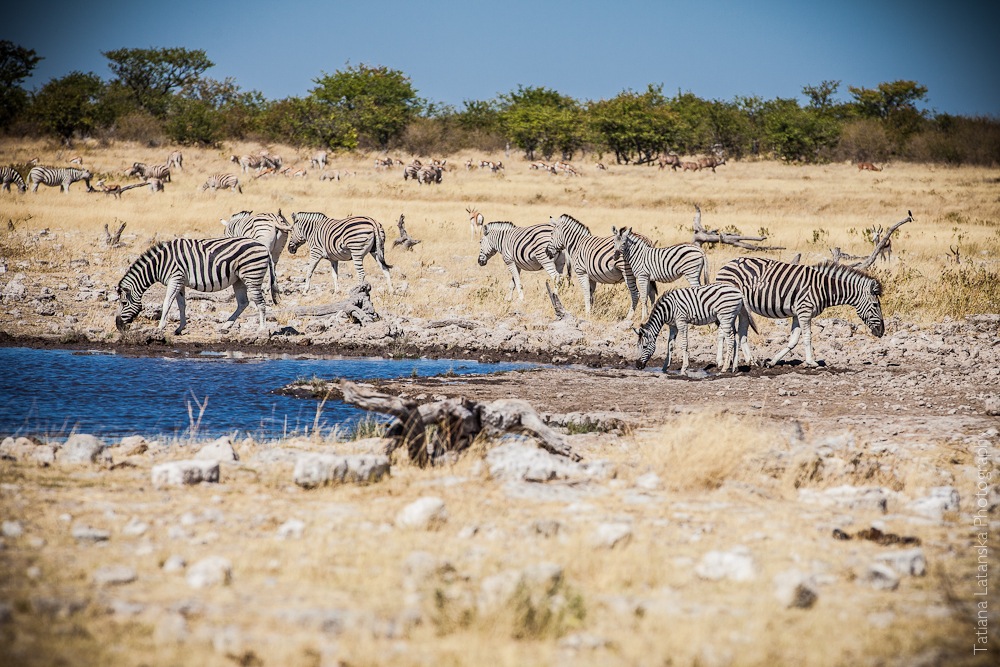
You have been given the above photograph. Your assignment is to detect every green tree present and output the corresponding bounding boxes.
[258,96,358,150]
[310,64,420,149]
[31,71,108,143]
[588,85,679,164]
[0,41,42,130]
[848,80,928,147]
[168,77,266,143]
[103,47,213,118]
[802,80,841,112]
[499,85,581,160]
[760,98,839,162]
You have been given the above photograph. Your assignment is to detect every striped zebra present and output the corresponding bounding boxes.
[28,166,93,193]
[611,226,707,318]
[166,150,183,170]
[545,213,652,318]
[403,163,420,181]
[200,173,242,193]
[715,257,885,367]
[115,237,277,335]
[0,167,27,193]
[478,221,568,300]
[230,154,262,173]
[634,283,757,374]
[418,165,442,184]
[287,212,392,293]
[221,210,292,267]
[310,151,328,169]
[127,162,171,182]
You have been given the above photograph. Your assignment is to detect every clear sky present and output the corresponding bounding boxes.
[5,0,998,116]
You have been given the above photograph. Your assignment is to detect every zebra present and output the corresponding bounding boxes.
[611,226,707,318]
[221,209,292,268]
[310,151,328,169]
[418,165,442,184]
[478,221,568,300]
[230,154,262,173]
[634,283,757,374]
[201,173,242,193]
[286,212,392,293]
[0,167,27,193]
[28,166,93,193]
[545,213,652,318]
[115,237,277,335]
[259,152,282,170]
[715,257,885,367]
[127,162,171,182]
[166,150,183,170]
[403,163,420,181]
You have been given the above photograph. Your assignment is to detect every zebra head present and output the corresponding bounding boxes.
[634,323,659,370]
[286,213,309,254]
[857,276,885,338]
[545,216,566,259]
[114,279,144,332]
[477,233,497,266]
[611,225,632,258]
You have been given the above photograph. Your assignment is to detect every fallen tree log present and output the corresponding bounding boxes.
[691,205,785,251]
[392,214,421,251]
[102,220,126,247]
[290,282,379,323]
[832,211,913,270]
[340,380,580,467]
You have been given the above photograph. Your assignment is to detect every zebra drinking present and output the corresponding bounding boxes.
[287,212,392,293]
[478,221,568,300]
[0,167,27,193]
[634,283,757,374]
[611,226,707,318]
[28,166,93,193]
[715,257,885,367]
[115,237,278,335]
[545,213,651,318]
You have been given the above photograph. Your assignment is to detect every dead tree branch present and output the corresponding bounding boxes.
[835,211,913,271]
[340,380,579,467]
[290,282,379,323]
[691,205,785,251]
[392,214,421,251]
[102,220,127,247]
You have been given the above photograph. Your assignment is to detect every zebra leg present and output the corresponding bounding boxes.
[678,320,691,375]
[718,312,737,372]
[223,282,250,331]
[352,253,367,289]
[159,281,183,333]
[662,324,677,372]
[506,262,524,300]
[246,280,268,332]
[801,315,818,366]
[303,255,325,294]
[769,316,803,366]
[637,276,649,320]
[736,310,755,368]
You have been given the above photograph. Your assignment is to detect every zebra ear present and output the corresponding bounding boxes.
[633,327,641,337]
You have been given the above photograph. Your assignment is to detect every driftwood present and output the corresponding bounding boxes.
[832,211,912,270]
[691,205,785,251]
[102,220,126,247]
[426,319,478,330]
[340,380,579,467]
[392,214,421,251]
[290,282,378,323]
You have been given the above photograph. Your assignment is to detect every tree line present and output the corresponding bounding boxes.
[2,42,997,166]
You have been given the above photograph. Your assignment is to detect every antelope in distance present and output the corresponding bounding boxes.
[857,162,883,172]
[681,161,701,172]
[698,155,726,173]
[658,153,681,170]
[466,207,485,239]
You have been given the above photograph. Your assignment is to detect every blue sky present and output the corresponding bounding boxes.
[5,0,998,116]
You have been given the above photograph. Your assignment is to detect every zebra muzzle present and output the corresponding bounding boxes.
[115,315,129,332]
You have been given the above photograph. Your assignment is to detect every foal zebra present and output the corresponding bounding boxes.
[201,173,242,193]
[115,237,277,335]
[716,257,885,367]
[634,283,757,374]
[545,213,651,318]
[28,166,93,193]
[611,226,707,318]
[221,210,292,267]
[287,212,392,293]
[0,167,27,193]
[478,221,568,300]
[127,162,171,182]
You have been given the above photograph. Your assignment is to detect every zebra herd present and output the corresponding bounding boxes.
[475,211,886,372]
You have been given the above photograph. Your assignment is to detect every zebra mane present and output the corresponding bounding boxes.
[625,229,656,247]
[812,261,882,289]
[483,221,515,234]
[556,213,589,232]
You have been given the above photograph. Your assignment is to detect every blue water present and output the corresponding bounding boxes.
[0,347,528,441]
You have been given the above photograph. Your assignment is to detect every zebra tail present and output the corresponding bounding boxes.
[268,256,280,305]
[743,304,759,334]
[700,259,708,285]
[374,225,393,270]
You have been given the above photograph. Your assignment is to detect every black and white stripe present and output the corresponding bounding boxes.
[230,154,262,173]
[418,165,442,184]
[310,151,328,169]
[221,210,292,268]
[166,151,183,170]
[478,221,567,300]
[0,167,27,193]
[28,166,93,193]
[545,213,649,317]
[635,283,756,374]
[287,212,392,293]
[612,226,707,318]
[127,162,171,182]
[201,173,242,193]
[715,257,885,366]
[115,237,277,335]
[403,163,420,181]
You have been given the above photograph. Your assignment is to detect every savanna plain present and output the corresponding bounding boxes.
[1,139,999,666]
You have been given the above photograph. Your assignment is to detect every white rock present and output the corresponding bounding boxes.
[121,518,149,536]
[875,548,927,577]
[908,486,960,519]
[276,519,305,540]
[162,555,187,573]
[195,436,239,462]
[798,485,889,513]
[1,521,23,538]
[152,460,220,487]
[58,433,108,464]
[485,441,613,482]
[117,435,148,456]
[773,569,819,609]
[186,556,232,589]
[635,472,662,490]
[862,564,900,590]
[92,565,137,586]
[478,563,563,615]
[695,547,757,582]
[72,524,110,542]
[591,523,632,549]
[293,454,390,488]
[396,497,448,530]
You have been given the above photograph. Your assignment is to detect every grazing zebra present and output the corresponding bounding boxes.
[418,165,442,184]
[310,151,328,169]
[611,226,707,318]
[230,154,262,173]
[127,162,171,182]
[201,173,242,193]
[287,212,392,293]
[115,237,277,335]
[634,283,757,374]
[28,166,93,193]
[166,150,183,170]
[0,167,27,193]
[478,221,568,300]
[221,209,292,268]
[545,213,650,318]
[403,163,420,181]
[715,257,885,367]
[259,152,282,170]
[466,207,485,239]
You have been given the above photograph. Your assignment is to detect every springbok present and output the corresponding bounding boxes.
[466,207,485,239]
[857,162,883,172]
